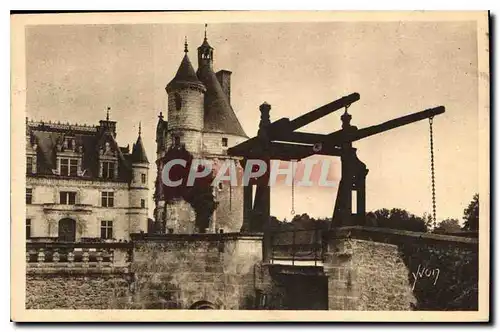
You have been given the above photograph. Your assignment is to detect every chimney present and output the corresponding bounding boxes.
[216,70,232,103]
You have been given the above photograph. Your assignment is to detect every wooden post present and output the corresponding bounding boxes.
[257,102,272,263]
[242,183,253,232]
[332,110,357,227]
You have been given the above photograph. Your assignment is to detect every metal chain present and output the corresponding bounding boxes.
[291,160,296,215]
[429,117,437,228]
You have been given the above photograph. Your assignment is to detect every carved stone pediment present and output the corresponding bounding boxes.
[100,141,116,157]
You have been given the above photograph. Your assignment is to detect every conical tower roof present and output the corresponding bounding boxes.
[166,40,205,92]
[131,126,149,164]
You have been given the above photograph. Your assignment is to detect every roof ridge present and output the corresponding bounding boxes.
[28,120,98,133]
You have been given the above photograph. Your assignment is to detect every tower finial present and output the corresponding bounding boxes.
[184,36,188,53]
[138,122,142,136]
[204,23,207,40]
[106,107,110,121]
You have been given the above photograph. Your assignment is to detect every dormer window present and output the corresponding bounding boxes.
[26,142,37,174]
[102,161,115,179]
[174,93,182,111]
[99,140,118,179]
[26,156,34,174]
[60,158,78,176]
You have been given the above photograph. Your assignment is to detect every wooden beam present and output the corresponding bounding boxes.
[325,106,446,144]
[350,106,445,142]
[287,93,360,131]
[229,142,342,160]
[271,131,330,145]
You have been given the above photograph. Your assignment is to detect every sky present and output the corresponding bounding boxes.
[25,21,479,222]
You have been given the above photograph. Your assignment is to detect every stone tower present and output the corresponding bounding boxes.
[154,31,248,234]
[165,38,207,155]
[128,123,150,234]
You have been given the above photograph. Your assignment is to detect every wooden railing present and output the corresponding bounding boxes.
[269,228,325,266]
[26,242,133,270]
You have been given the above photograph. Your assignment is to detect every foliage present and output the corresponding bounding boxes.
[462,194,479,231]
[366,208,428,232]
[434,218,461,233]
[159,146,217,232]
[269,213,330,231]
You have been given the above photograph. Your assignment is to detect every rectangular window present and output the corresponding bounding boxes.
[69,159,78,176]
[100,220,113,239]
[60,158,78,176]
[26,188,32,204]
[60,158,69,176]
[26,219,31,239]
[141,199,145,208]
[102,161,115,179]
[101,191,114,208]
[26,157,33,174]
[173,135,181,147]
[222,137,228,147]
[60,191,76,205]
[141,173,146,184]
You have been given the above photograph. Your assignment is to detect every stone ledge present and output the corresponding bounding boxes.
[26,267,131,276]
[131,232,263,243]
[327,226,478,248]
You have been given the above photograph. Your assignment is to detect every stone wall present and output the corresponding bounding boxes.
[323,226,479,311]
[25,234,263,310]
[24,226,478,311]
[26,272,131,309]
[121,233,263,309]
[201,132,247,156]
[213,178,244,233]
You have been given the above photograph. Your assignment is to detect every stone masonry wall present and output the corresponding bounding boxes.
[324,226,479,311]
[119,233,263,309]
[26,272,131,309]
[26,177,144,241]
[324,238,415,310]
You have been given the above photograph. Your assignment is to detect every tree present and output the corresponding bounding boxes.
[423,212,434,230]
[462,194,479,231]
[366,208,428,232]
[435,218,461,233]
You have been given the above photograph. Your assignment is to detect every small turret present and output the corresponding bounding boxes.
[128,123,149,235]
[131,122,149,164]
[198,24,214,70]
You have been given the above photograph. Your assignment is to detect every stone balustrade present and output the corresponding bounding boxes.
[26,242,133,273]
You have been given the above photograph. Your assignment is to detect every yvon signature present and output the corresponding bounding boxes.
[411,264,440,291]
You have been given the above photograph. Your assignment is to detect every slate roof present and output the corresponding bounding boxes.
[26,121,143,182]
[196,64,247,137]
[131,135,149,163]
[166,54,205,92]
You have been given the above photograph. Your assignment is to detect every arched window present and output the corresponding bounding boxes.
[174,93,182,111]
[58,218,76,242]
